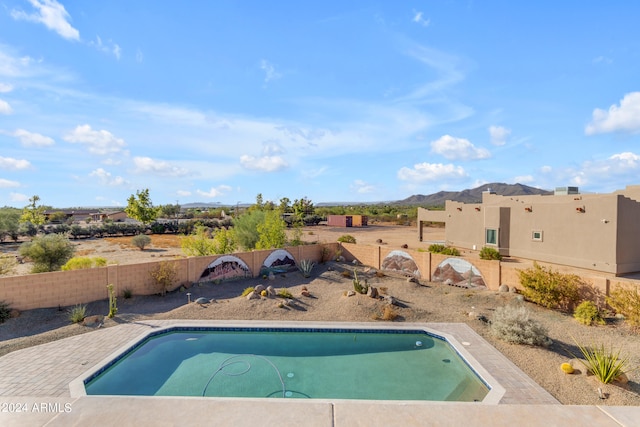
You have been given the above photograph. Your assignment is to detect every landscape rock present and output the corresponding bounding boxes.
[82,315,104,327]
[195,297,209,305]
[266,286,276,297]
[268,272,275,281]
[367,286,378,299]
[407,276,418,284]
[301,290,311,297]
[246,292,260,300]
[383,295,397,306]
[499,284,510,293]
[254,284,265,293]
[346,290,356,297]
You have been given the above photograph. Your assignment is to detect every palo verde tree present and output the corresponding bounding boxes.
[20,195,46,226]
[125,189,159,224]
[19,234,75,273]
[256,210,287,250]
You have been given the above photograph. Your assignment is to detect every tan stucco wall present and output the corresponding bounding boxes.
[417,187,640,275]
[0,244,339,311]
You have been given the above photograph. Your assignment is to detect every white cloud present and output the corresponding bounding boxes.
[563,152,640,188]
[136,49,144,63]
[132,156,189,177]
[176,190,192,197]
[0,83,13,93]
[0,156,31,170]
[11,0,80,41]
[63,124,127,156]
[412,11,430,27]
[513,175,534,184]
[585,92,640,135]
[397,162,467,182]
[240,154,288,172]
[196,185,232,198]
[540,165,552,173]
[10,192,28,201]
[13,129,55,147]
[89,36,121,60]
[488,125,511,146]
[260,60,281,83]
[89,168,127,186]
[0,99,13,114]
[0,179,21,188]
[350,179,375,194]
[430,135,490,160]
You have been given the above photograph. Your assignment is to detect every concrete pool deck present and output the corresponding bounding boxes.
[0,320,638,426]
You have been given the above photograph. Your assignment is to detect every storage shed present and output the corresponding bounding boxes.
[327,215,368,227]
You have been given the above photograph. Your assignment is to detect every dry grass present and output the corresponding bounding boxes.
[104,234,182,249]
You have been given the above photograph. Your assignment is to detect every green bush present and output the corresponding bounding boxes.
[479,246,502,260]
[573,339,629,384]
[149,261,178,296]
[0,300,12,323]
[19,234,75,273]
[277,288,293,299]
[61,256,108,271]
[241,287,255,297]
[573,301,605,326]
[490,304,552,346]
[337,234,356,244]
[428,244,460,256]
[518,262,581,312]
[132,234,152,250]
[606,284,640,329]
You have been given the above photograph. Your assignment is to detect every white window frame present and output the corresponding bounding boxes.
[532,230,543,242]
[485,228,498,246]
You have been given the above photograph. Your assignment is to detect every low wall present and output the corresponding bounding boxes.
[0,243,338,311]
[2,242,636,312]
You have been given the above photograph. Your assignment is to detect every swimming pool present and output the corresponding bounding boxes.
[80,324,492,402]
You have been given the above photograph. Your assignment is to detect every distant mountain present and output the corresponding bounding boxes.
[396,183,552,206]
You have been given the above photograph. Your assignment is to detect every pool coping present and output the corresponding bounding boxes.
[68,320,541,404]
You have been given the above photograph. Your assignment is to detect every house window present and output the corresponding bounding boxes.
[485,228,498,245]
[532,230,543,242]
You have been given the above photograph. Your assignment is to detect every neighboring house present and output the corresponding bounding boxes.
[44,209,129,223]
[327,215,368,227]
[417,185,640,275]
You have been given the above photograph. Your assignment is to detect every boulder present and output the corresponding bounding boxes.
[367,286,378,299]
[268,272,275,281]
[195,297,209,305]
[346,290,356,297]
[499,284,509,293]
[246,292,260,300]
[266,285,276,297]
[301,290,311,297]
[254,284,265,293]
[407,276,418,284]
[384,295,398,306]
[82,315,104,327]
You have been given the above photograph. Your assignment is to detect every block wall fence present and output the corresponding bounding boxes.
[1,242,637,311]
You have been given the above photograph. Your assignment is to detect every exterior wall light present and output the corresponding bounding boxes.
[525,207,532,212]
[576,206,585,213]
[457,207,462,211]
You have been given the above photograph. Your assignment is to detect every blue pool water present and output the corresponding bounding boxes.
[84,327,489,401]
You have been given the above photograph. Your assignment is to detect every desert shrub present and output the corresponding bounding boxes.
[381,306,398,321]
[68,304,87,323]
[241,287,255,297]
[0,255,17,276]
[518,262,581,312]
[320,245,332,263]
[149,261,178,296]
[490,304,552,346]
[0,300,12,323]
[606,284,640,329]
[132,234,152,250]
[479,246,502,260]
[297,259,315,278]
[19,234,75,273]
[277,288,293,299]
[574,301,605,326]
[573,339,630,384]
[341,270,351,278]
[122,288,133,299]
[61,256,108,271]
[337,234,356,244]
[428,244,460,256]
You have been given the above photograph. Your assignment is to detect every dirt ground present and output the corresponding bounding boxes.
[1,224,639,406]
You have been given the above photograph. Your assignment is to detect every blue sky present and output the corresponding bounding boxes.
[1,1,639,208]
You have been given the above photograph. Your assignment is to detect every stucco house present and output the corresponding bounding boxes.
[417,185,640,276]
